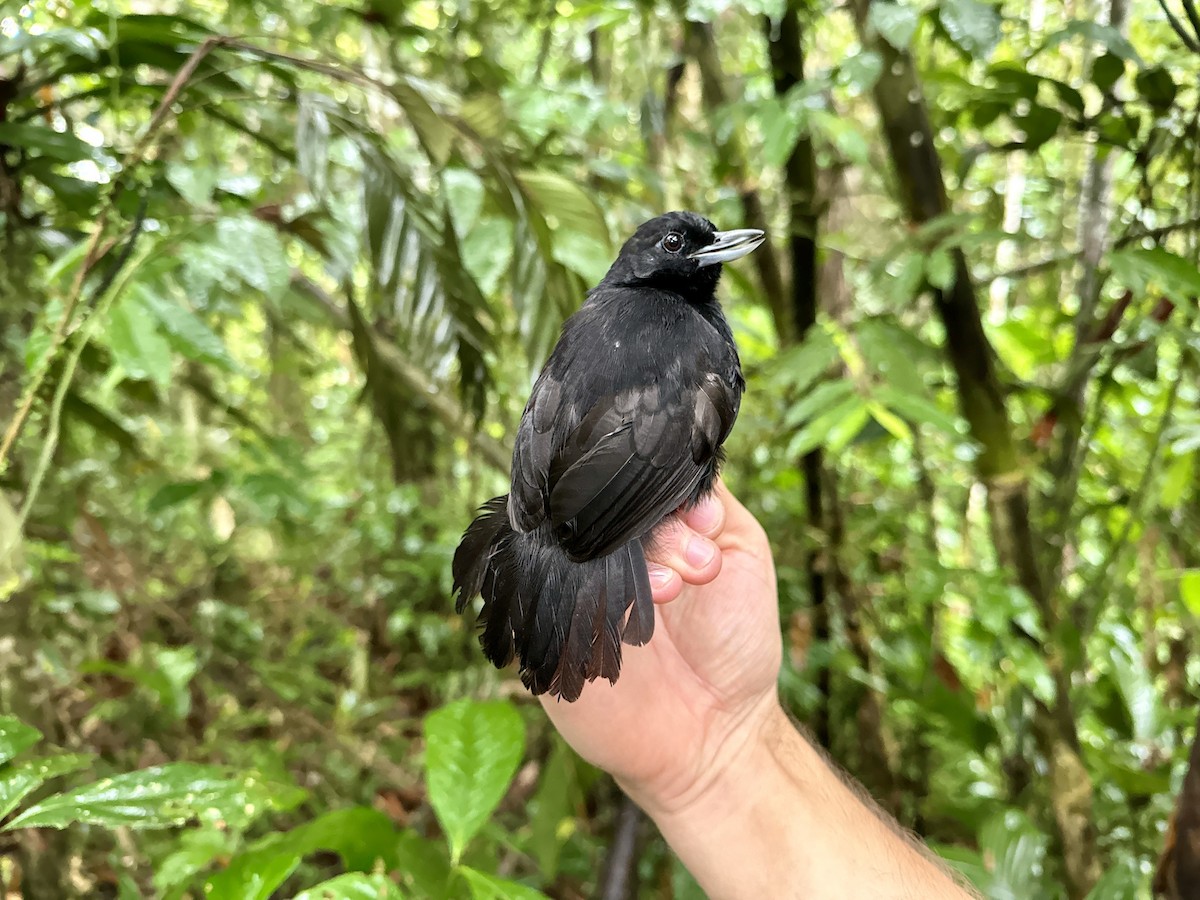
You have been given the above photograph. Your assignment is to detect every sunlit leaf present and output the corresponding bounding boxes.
[938,0,1000,58]
[1180,570,1200,616]
[457,867,548,900]
[517,170,610,249]
[107,292,174,390]
[0,123,97,163]
[294,873,405,900]
[869,3,920,50]
[424,699,525,863]
[0,754,93,821]
[5,765,289,831]
[1109,247,1200,296]
[0,718,42,768]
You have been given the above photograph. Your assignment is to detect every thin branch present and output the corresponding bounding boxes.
[598,795,644,900]
[1180,0,1200,47]
[16,196,150,527]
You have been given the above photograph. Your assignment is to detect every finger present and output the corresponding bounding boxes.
[679,490,726,539]
[645,518,722,596]
[646,562,683,604]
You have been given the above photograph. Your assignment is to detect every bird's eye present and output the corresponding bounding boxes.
[662,232,684,253]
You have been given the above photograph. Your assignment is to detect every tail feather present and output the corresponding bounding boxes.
[451,494,656,701]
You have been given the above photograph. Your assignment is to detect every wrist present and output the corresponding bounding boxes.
[619,692,789,820]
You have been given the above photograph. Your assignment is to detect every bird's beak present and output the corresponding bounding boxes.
[689,228,767,267]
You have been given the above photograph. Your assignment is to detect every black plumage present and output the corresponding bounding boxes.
[452,211,764,701]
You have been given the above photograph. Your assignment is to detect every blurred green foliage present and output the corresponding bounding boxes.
[0,0,1198,896]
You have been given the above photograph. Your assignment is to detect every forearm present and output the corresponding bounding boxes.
[627,702,975,900]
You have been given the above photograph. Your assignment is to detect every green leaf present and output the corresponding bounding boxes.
[390,77,455,166]
[517,170,610,249]
[869,3,919,50]
[108,293,174,390]
[867,402,913,443]
[978,810,1050,898]
[147,480,209,513]
[0,123,97,163]
[0,718,41,767]
[1091,52,1125,93]
[1109,247,1200,296]
[294,874,404,900]
[875,386,963,436]
[1040,21,1141,63]
[457,867,548,900]
[395,829,452,897]
[154,828,230,896]
[1016,105,1064,150]
[215,217,291,299]
[1180,570,1200,616]
[0,754,93,822]
[135,284,235,369]
[836,51,883,93]
[926,249,956,290]
[207,807,397,900]
[4,765,285,831]
[771,329,838,394]
[938,0,1000,58]
[424,699,526,863]
[529,737,575,880]
[1136,66,1177,111]
[782,379,856,430]
[787,395,867,457]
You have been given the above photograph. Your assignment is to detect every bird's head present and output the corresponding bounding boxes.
[601,211,766,299]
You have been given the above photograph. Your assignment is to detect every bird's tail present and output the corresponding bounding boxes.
[452,496,655,701]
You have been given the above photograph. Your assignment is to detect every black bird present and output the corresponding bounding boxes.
[452,211,765,701]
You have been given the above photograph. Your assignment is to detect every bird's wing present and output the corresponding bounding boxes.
[545,372,739,561]
[509,372,565,532]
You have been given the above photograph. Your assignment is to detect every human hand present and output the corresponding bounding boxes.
[538,480,783,815]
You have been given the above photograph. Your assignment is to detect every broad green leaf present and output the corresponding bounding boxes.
[154,828,230,897]
[166,162,217,207]
[5,765,287,831]
[529,737,575,880]
[0,718,42,767]
[787,395,867,457]
[1091,52,1125,93]
[1181,570,1200,616]
[147,480,209,513]
[1161,450,1195,506]
[457,867,548,900]
[0,123,96,163]
[1039,21,1141,63]
[810,111,870,166]
[390,77,454,166]
[867,402,913,443]
[771,329,838,394]
[875,386,962,436]
[0,754,93,821]
[1136,66,1177,111]
[1109,247,1200,296]
[782,379,856,430]
[207,807,397,900]
[443,168,486,239]
[215,217,290,299]
[294,874,404,900]
[825,401,872,452]
[394,829,452,897]
[108,293,173,390]
[869,3,919,49]
[836,51,883,93]
[1016,105,1064,150]
[926,249,955,291]
[424,699,525,863]
[0,493,24,601]
[938,0,1000,58]
[1105,624,1158,741]
[518,170,610,249]
[552,231,612,285]
[135,284,235,369]
[978,810,1050,898]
